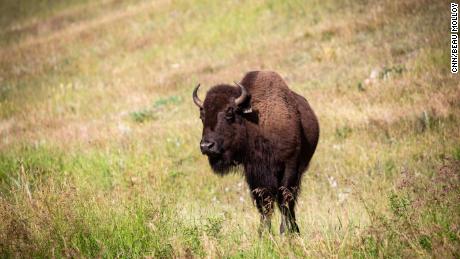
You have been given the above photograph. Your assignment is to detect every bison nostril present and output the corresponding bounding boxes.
[201,141,214,148]
[200,140,217,154]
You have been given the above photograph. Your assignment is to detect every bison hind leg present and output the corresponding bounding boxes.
[278,186,300,234]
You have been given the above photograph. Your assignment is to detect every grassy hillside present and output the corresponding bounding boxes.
[0,0,459,257]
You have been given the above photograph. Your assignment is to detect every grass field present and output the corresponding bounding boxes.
[0,0,459,257]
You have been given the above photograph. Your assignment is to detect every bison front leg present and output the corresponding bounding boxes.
[251,187,275,236]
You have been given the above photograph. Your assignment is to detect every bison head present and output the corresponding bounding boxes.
[193,82,252,174]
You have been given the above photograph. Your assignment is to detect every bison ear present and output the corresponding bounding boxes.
[235,104,252,115]
[242,107,252,114]
[241,107,259,124]
[235,105,253,117]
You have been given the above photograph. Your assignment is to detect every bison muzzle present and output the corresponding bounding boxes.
[192,71,319,235]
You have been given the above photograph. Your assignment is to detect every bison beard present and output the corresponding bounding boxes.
[207,152,237,175]
[193,71,319,235]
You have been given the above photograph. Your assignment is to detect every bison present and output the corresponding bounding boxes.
[192,71,319,234]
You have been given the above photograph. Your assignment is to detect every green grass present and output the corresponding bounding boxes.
[1,0,459,257]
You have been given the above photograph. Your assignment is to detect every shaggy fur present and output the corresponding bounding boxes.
[196,71,319,234]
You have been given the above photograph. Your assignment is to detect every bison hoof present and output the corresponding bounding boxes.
[280,222,286,235]
[280,222,300,235]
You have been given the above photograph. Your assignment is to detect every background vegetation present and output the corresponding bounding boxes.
[0,0,459,257]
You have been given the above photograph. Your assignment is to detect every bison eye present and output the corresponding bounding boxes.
[225,107,234,121]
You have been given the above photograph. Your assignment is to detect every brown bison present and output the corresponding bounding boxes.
[192,71,319,234]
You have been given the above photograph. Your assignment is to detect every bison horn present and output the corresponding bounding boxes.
[234,81,249,106]
[193,83,203,108]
